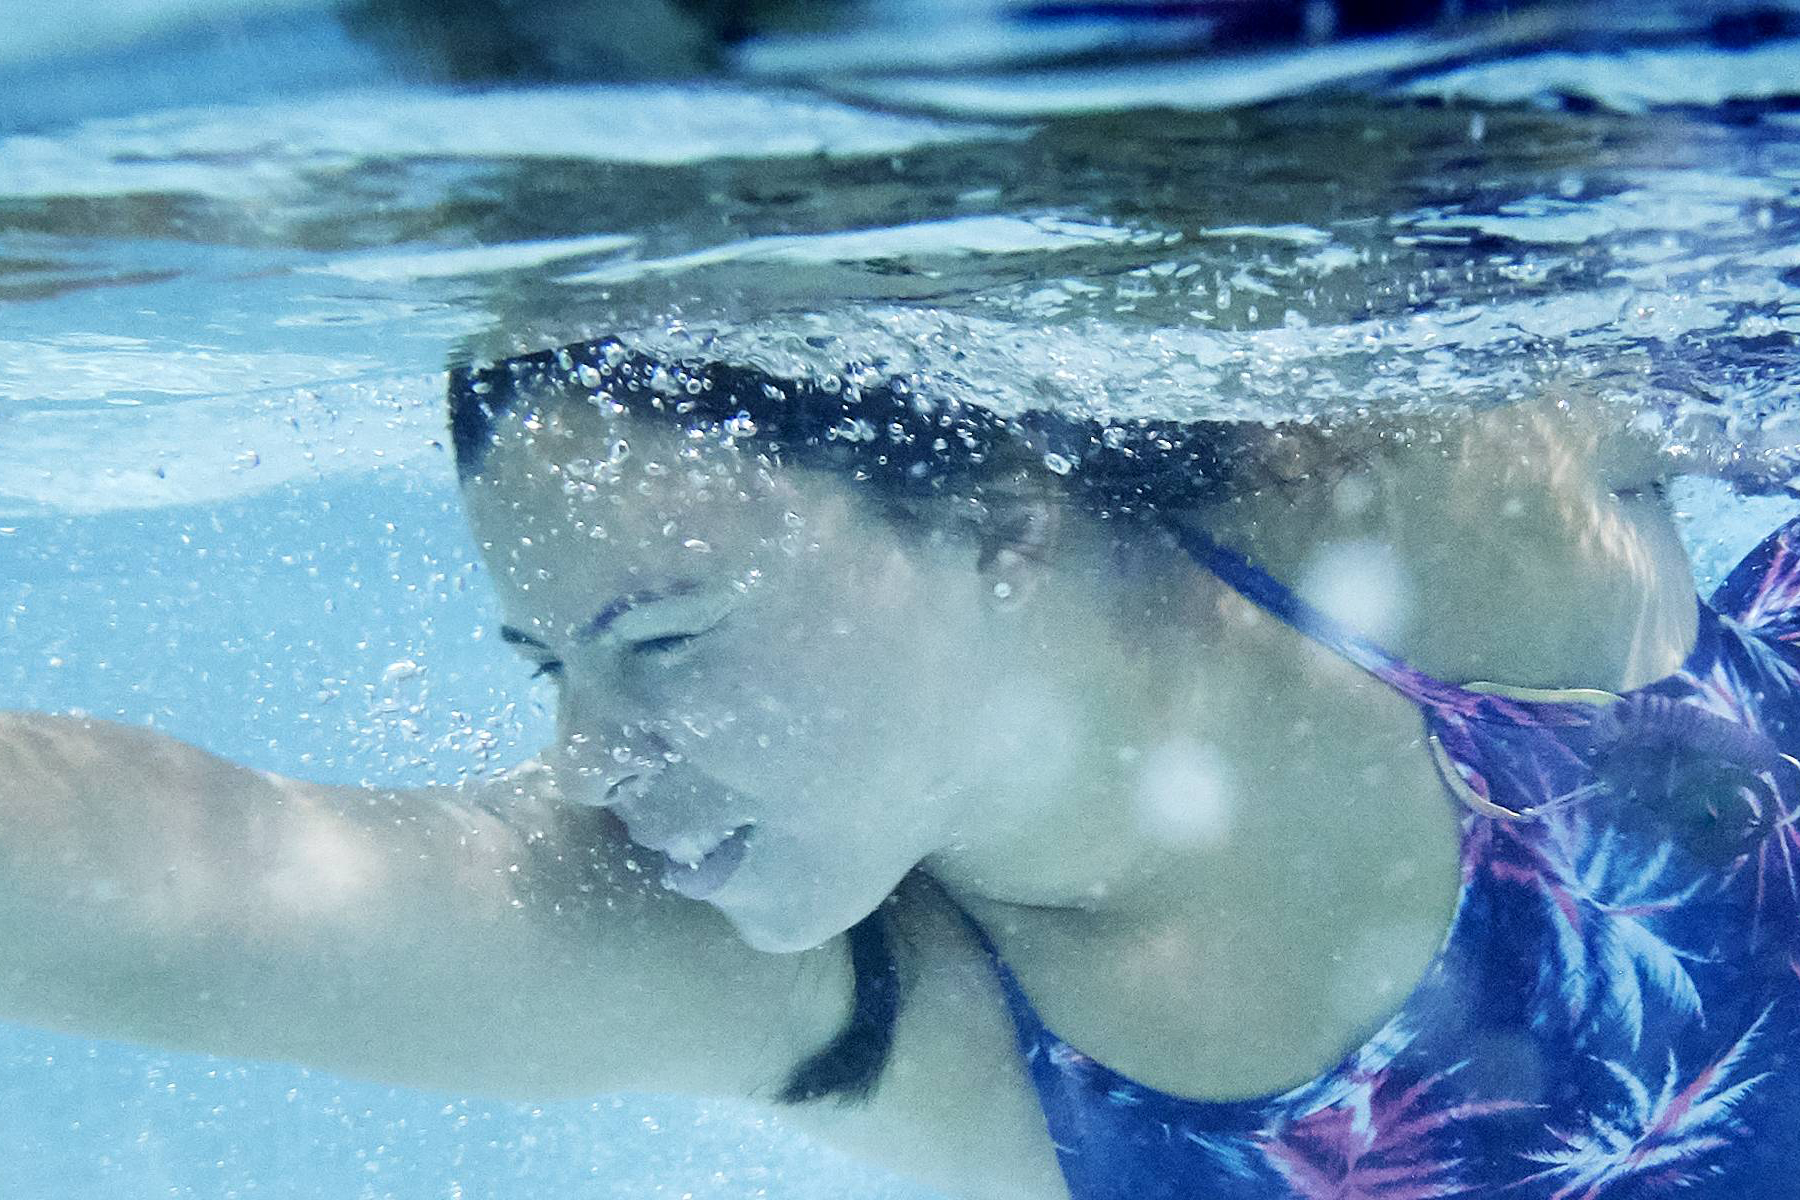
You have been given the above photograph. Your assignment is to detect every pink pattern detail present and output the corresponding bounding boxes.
[1516,1007,1774,1200]
[1258,1062,1529,1199]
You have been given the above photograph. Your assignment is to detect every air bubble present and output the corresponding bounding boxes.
[831,416,876,443]
[381,660,421,686]
[1042,452,1073,475]
[1135,739,1236,847]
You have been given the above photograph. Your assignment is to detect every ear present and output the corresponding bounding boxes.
[977,498,1059,612]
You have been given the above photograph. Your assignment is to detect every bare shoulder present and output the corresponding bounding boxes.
[782,873,1067,1200]
[1212,394,1699,691]
[406,769,855,1102]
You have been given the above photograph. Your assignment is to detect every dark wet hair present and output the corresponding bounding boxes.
[447,336,1243,1104]
[774,897,903,1105]
[449,336,1245,521]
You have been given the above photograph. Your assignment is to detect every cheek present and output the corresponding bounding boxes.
[655,642,902,754]
[653,616,962,792]
[975,666,1086,790]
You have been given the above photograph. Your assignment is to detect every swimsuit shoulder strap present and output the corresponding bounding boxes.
[1168,523,1477,711]
[951,904,1057,1052]
[1170,522,1650,825]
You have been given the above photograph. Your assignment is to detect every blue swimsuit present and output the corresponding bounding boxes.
[969,515,1800,1200]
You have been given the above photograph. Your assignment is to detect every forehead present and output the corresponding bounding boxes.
[458,404,802,641]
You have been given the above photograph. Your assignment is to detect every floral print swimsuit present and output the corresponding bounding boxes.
[966,516,1800,1200]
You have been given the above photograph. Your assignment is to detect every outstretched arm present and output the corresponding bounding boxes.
[0,711,849,1101]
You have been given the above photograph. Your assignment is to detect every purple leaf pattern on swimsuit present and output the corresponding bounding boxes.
[1515,1007,1773,1200]
[975,516,1800,1198]
[1484,816,1711,1049]
[1258,1058,1530,1199]
[1712,519,1800,645]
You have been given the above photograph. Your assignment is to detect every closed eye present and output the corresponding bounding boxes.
[501,625,565,680]
[630,628,712,661]
[610,590,734,665]
[593,587,734,649]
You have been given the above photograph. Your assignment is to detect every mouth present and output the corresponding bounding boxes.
[602,757,753,900]
[656,824,754,900]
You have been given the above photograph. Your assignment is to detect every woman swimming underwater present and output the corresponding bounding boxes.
[2,340,1798,1200]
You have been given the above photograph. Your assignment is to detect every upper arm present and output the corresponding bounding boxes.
[0,714,1067,1197]
[0,713,851,1103]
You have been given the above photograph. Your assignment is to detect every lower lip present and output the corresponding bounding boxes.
[660,826,753,900]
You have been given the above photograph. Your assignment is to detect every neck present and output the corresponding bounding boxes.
[938,584,1465,1097]
[930,559,1449,907]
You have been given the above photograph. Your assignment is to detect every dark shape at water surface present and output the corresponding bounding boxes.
[335,0,1740,85]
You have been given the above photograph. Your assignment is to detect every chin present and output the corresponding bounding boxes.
[713,872,887,955]
[728,916,835,954]
[710,830,914,953]
[717,896,853,954]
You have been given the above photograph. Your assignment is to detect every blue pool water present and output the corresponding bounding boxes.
[1,4,1798,1197]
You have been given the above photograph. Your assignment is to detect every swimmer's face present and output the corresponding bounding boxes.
[461,395,1170,951]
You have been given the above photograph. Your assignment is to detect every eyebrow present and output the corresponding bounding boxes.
[499,625,550,650]
[576,581,702,643]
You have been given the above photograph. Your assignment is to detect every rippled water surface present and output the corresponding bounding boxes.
[1,17,1797,1199]
[4,48,1798,517]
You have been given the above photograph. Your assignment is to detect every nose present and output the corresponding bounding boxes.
[549,682,670,810]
